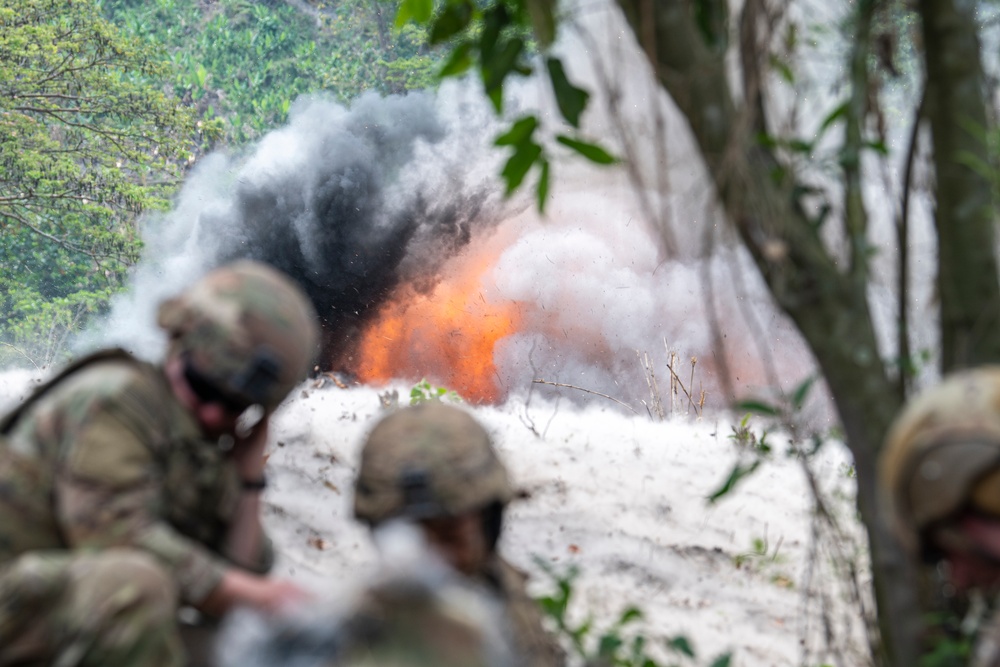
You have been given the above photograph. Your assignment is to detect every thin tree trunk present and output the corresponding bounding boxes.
[920,0,1000,372]
[614,1,921,663]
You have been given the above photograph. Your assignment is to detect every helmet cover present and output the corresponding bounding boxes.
[880,366,1000,555]
[354,403,513,525]
[157,260,319,412]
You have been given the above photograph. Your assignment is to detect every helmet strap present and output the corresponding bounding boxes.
[482,501,504,553]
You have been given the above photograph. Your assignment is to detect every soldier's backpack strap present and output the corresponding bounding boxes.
[0,349,142,435]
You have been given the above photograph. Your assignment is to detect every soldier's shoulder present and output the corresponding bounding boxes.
[491,556,531,590]
[32,353,166,423]
[56,354,160,398]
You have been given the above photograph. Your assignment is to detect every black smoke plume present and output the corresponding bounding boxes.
[103,90,504,367]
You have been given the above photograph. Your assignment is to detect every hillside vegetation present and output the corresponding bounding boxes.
[0,0,438,367]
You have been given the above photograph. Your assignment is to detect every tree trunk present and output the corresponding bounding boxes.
[614,0,921,663]
[920,0,1000,372]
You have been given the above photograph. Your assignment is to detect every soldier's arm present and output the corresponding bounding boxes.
[223,419,270,568]
[54,406,234,606]
[55,412,303,616]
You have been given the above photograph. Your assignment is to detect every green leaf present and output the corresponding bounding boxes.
[500,141,543,194]
[598,633,623,657]
[537,596,564,619]
[617,606,642,625]
[555,135,617,164]
[769,54,794,83]
[487,85,503,113]
[733,399,779,416]
[429,0,472,44]
[439,41,474,78]
[693,0,723,50]
[864,140,889,155]
[710,654,733,667]
[479,3,508,62]
[482,36,525,96]
[536,158,550,213]
[818,101,849,134]
[791,375,816,412]
[667,635,696,657]
[756,132,778,149]
[547,57,589,127]
[706,461,761,504]
[395,0,433,27]
[525,0,557,47]
[787,138,813,154]
[495,116,538,146]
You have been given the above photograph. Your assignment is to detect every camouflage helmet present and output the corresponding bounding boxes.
[880,366,1000,556]
[354,403,513,525]
[157,260,319,413]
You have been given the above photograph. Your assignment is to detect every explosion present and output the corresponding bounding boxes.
[351,232,523,404]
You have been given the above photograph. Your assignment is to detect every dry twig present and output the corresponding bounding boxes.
[532,379,639,415]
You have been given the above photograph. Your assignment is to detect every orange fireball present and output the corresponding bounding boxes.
[352,235,522,403]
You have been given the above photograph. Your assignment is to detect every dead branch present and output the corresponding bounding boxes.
[531,379,639,415]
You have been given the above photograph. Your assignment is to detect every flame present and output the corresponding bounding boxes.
[352,238,522,403]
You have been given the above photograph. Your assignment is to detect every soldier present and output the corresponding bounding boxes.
[352,402,566,667]
[0,260,320,667]
[880,367,1000,665]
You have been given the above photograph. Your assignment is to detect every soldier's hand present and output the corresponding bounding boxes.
[251,577,312,615]
[199,568,312,617]
[230,418,270,482]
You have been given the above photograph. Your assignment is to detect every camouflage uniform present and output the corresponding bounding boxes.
[354,403,566,667]
[219,564,516,667]
[0,261,319,667]
[879,367,1000,667]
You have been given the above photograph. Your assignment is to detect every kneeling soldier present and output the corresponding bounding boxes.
[0,260,319,666]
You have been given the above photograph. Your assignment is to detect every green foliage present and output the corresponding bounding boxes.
[1,0,443,363]
[533,557,733,666]
[732,534,794,588]
[0,0,196,365]
[920,609,978,667]
[706,413,772,504]
[707,375,821,504]
[409,378,462,405]
[396,0,616,209]
[101,0,441,145]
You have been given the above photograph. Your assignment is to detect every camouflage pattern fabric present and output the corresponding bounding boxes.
[879,366,1000,555]
[156,260,319,413]
[218,561,515,667]
[339,570,511,667]
[354,403,513,525]
[0,351,273,664]
[0,549,183,666]
[482,555,565,667]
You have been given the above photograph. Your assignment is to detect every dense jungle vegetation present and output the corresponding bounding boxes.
[0,0,437,367]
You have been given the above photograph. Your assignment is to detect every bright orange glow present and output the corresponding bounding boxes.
[351,239,523,404]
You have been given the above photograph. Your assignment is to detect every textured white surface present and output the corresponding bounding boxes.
[264,382,865,666]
